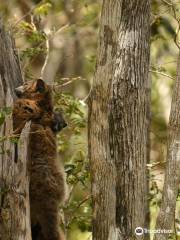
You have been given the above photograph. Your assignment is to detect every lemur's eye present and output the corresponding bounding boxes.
[24,106,33,113]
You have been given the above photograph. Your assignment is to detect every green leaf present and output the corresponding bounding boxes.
[34,3,52,16]
[0,112,5,127]
[10,137,19,144]
[2,107,12,115]
[65,164,76,174]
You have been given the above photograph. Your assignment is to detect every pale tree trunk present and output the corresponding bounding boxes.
[88,1,121,239]
[110,1,151,239]
[0,19,31,240]
[153,52,180,240]
[89,1,150,240]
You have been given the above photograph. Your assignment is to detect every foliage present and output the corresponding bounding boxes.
[54,92,91,234]
[0,107,11,128]
[34,2,52,16]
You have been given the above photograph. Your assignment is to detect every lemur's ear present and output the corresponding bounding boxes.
[36,79,46,93]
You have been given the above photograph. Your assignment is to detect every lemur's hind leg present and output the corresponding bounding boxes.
[31,222,42,240]
[36,201,65,240]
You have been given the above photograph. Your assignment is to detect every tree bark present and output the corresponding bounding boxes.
[110,1,151,239]
[88,1,121,239]
[153,52,180,240]
[89,1,150,240]
[0,19,31,240]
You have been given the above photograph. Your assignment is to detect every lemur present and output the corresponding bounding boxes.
[13,79,67,240]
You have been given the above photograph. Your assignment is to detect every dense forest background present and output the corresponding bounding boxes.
[0,0,180,239]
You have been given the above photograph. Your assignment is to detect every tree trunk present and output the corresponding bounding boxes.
[0,19,31,240]
[153,52,180,240]
[88,1,121,239]
[110,1,150,239]
[89,1,150,240]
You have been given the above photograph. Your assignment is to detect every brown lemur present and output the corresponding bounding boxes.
[13,79,67,240]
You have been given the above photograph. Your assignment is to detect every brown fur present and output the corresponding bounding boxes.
[15,79,53,112]
[13,99,42,135]
[13,80,67,240]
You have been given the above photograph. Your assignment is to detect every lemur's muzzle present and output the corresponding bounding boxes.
[15,86,24,97]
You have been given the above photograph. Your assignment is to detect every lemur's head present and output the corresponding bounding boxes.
[13,99,42,135]
[15,79,53,112]
[14,79,67,134]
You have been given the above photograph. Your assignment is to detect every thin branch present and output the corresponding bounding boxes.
[160,0,180,49]
[161,0,173,6]
[40,24,70,83]
[76,195,91,209]
[150,70,175,80]
[147,161,166,169]
[64,195,91,228]
[52,77,87,91]
[0,128,57,143]
[11,1,44,30]
[82,83,92,103]
[174,19,180,49]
